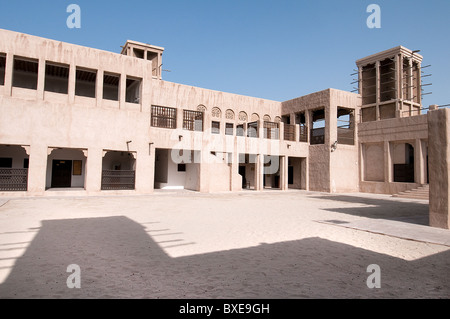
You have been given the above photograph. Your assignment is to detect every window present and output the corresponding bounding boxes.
[45,62,69,94]
[310,109,325,145]
[147,51,159,77]
[236,124,244,136]
[263,121,279,140]
[13,57,38,90]
[183,110,203,131]
[212,121,220,134]
[337,107,355,145]
[225,123,234,136]
[177,164,186,172]
[103,73,120,101]
[133,48,144,59]
[75,68,97,98]
[247,121,258,138]
[0,54,6,86]
[151,105,177,129]
[0,158,12,168]
[126,77,141,104]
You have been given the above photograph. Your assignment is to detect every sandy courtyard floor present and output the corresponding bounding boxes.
[0,190,448,299]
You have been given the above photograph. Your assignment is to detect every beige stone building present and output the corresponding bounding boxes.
[0,29,448,228]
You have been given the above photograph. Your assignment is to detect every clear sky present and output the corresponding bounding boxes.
[0,0,448,107]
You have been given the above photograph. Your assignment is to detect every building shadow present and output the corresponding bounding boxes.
[310,194,429,225]
[0,216,448,298]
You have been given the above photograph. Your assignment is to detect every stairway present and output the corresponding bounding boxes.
[393,184,429,200]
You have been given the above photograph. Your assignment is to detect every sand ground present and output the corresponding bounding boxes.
[0,190,448,299]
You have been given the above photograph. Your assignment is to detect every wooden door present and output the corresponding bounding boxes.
[51,160,72,188]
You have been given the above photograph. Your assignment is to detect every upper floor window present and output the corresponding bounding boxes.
[75,68,97,98]
[0,54,6,86]
[103,73,120,101]
[236,124,244,136]
[247,121,258,138]
[183,109,203,132]
[211,121,220,134]
[151,105,177,129]
[45,62,69,94]
[225,123,234,136]
[13,56,38,90]
[263,121,279,140]
[126,77,141,104]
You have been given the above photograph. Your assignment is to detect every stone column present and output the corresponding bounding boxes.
[326,103,337,150]
[27,144,48,194]
[279,122,284,141]
[384,141,392,188]
[255,154,264,191]
[3,53,12,96]
[428,108,450,229]
[375,61,380,120]
[305,111,311,143]
[134,143,155,194]
[280,156,288,191]
[414,138,425,185]
[68,63,76,104]
[96,69,104,107]
[37,58,45,100]
[119,73,126,109]
[85,147,102,193]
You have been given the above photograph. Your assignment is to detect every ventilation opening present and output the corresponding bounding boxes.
[361,63,376,105]
[75,68,97,98]
[296,112,308,142]
[125,77,141,104]
[380,58,396,102]
[133,48,144,59]
[147,51,159,77]
[0,54,6,86]
[310,109,325,145]
[337,107,355,145]
[103,73,120,101]
[13,57,38,90]
[45,62,69,94]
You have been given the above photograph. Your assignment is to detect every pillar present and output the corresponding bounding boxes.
[384,141,392,186]
[375,61,380,120]
[428,108,450,229]
[85,147,102,192]
[414,138,425,185]
[96,69,104,107]
[135,143,155,194]
[37,58,45,100]
[68,62,76,104]
[280,156,288,191]
[255,154,264,191]
[27,144,48,194]
[4,52,13,96]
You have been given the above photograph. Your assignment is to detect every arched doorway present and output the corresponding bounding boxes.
[46,148,87,189]
[101,150,136,190]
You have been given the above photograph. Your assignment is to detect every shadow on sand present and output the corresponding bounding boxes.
[0,216,448,299]
[310,194,429,225]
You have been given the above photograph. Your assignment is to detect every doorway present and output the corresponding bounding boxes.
[239,166,246,188]
[51,160,72,188]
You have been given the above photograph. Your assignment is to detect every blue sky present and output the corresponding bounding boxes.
[0,0,448,106]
